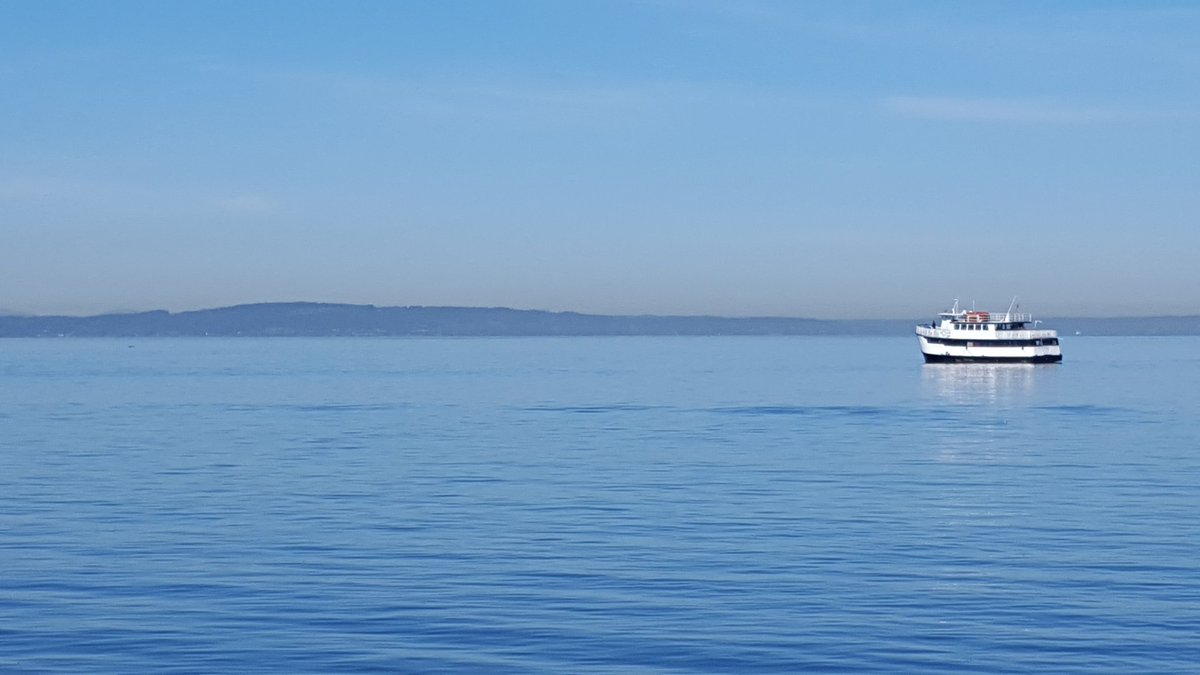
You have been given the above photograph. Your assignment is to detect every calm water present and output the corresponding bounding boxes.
[2,337,1198,673]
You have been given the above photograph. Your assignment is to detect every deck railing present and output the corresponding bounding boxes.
[917,325,1057,340]
[994,329,1057,339]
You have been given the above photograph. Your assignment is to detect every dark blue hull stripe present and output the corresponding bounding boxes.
[922,353,1062,364]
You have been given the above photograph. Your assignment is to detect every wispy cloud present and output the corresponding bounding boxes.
[882,96,1153,124]
[212,193,279,216]
[0,176,282,220]
[264,67,702,122]
[211,62,827,129]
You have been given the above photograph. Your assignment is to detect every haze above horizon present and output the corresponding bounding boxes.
[3,1,1198,319]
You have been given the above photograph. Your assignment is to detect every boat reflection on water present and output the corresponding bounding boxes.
[919,363,1060,463]
[920,362,1053,407]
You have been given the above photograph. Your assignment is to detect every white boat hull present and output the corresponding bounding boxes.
[916,334,1062,363]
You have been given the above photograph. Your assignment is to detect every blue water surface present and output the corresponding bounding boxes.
[2,336,1198,673]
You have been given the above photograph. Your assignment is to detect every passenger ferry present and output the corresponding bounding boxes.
[916,300,1062,363]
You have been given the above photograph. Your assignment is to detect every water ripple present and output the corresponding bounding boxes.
[2,337,1198,673]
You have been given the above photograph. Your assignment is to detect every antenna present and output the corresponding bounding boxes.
[1006,296,1018,322]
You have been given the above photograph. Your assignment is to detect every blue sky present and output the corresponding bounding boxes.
[2,1,1197,318]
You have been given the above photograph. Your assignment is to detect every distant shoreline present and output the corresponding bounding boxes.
[3,302,1199,337]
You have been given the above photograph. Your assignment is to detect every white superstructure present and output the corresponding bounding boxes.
[915,299,1062,363]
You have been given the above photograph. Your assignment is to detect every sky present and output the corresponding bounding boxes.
[2,1,1198,318]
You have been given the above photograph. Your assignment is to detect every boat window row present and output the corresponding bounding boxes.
[951,322,1027,331]
[925,337,1059,347]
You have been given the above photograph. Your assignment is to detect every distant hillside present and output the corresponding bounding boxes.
[0,302,902,337]
[1046,315,1200,336]
[0,302,1197,337]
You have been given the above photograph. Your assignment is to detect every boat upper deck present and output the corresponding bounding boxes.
[936,310,1033,324]
[918,304,1058,340]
